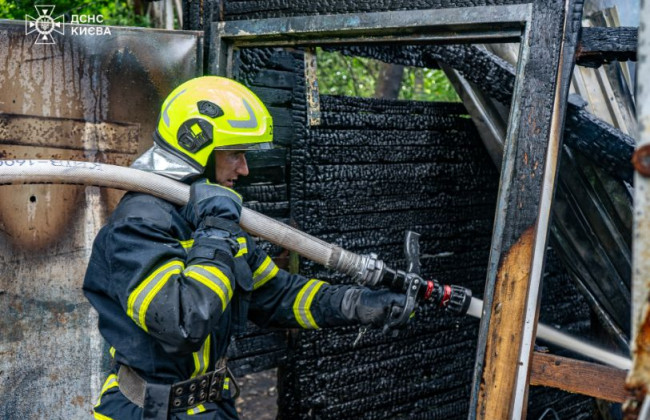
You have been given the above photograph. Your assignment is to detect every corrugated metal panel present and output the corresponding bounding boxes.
[0,21,202,418]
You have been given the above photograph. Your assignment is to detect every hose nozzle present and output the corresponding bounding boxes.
[445,285,473,315]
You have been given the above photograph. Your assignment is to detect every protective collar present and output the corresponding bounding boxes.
[130,143,201,182]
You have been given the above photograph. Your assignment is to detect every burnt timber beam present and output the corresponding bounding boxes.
[530,352,630,403]
[469,1,585,419]
[577,26,638,68]
[209,4,532,76]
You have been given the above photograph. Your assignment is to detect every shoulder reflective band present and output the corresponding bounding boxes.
[127,260,185,332]
[293,279,325,329]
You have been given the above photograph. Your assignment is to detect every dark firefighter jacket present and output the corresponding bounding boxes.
[83,192,355,419]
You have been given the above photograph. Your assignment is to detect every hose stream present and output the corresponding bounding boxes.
[0,159,631,370]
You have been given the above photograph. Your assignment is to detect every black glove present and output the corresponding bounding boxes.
[182,179,243,239]
[340,287,408,328]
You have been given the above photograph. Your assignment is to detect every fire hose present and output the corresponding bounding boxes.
[0,159,632,370]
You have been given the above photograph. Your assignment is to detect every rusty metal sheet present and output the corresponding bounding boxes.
[628,0,650,416]
[0,20,202,418]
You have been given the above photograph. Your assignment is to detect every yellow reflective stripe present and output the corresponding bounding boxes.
[100,374,119,395]
[223,377,230,390]
[293,279,325,329]
[252,256,278,290]
[94,412,115,420]
[234,237,248,258]
[220,184,242,200]
[109,347,115,358]
[179,239,194,251]
[95,374,119,408]
[127,260,185,332]
[254,265,279,290]
[191,335,210,378]
[185,265,233,310]
[202,335,210,375]
[253,256,272,279]
[187,404,206,415]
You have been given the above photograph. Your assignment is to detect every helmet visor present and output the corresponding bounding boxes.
[215,142,273,151]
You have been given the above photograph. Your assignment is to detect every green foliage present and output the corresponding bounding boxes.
[316,48,460,102]
[399,68,460,102]
[316,49,382,98]
[0,0,150,27]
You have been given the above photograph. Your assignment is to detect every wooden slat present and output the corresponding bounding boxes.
[530,352,630,403]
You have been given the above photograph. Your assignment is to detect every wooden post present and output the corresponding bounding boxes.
[469,1,585,418]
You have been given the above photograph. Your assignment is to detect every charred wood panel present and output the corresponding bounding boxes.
[282,91,499,419]
[282,92,593,418]
[328,43,636,183]
[330,41,634,352]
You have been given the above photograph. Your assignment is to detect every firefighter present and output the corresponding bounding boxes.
[83,76,408,420]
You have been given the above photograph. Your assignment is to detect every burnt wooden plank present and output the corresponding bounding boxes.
[471,1,585,419]
[577,26,637,68]
[530,352,630,403]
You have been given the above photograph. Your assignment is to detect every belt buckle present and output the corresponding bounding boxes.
[170,374,211,410]
[207,364,227,402]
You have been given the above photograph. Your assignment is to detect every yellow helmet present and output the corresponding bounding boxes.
[155,76,273,171]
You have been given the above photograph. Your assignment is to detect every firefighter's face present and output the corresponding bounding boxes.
[214,150,249,188]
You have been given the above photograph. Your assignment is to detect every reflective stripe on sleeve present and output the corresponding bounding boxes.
[187,404,207,415]
[94,412,115,420]
[234,237,248,258]
[94,373,119,408]
[191,335,211,378]
[127,260,185,332]
[252,256,279,290]
[179,239,194,252]
[184,265,233,310]
[292,279,326,329]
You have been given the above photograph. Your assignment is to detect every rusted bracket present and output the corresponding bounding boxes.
[469,1,585,419]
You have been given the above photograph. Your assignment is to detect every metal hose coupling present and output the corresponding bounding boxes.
[351,253,386,287]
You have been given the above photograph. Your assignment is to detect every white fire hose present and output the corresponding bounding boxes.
[0,159,632,370]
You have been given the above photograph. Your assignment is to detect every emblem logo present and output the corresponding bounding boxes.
[25,5,65,45]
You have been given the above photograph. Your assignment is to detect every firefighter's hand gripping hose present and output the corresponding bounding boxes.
[0,159,632,371]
